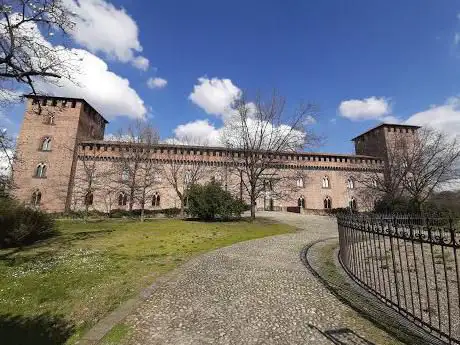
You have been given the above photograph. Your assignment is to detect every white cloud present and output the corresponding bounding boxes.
[39,49,147,119]
[147,77,168,89]
[170,78,309,148]
[63,0,145,65]
[405,97,460,138]
[304,115,317,125]
[189,77,241,118]
[173,119,221,146]
[1,12,146,119]
[0,148,12,177]
[455,33,460,46]
[339,97,392,121]
[131,56,149,71]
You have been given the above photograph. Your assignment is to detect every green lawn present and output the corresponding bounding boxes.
[0,218,294,345]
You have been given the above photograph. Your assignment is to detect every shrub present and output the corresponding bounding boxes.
[0,198,56,248]
[186,182,245,221]
[374,197,419,214]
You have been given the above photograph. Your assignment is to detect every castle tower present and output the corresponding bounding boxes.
[12,96,108,212]
[352,123,420,161]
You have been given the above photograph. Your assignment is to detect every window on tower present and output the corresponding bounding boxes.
[41,137,52,151]
[31,189,41,206]
[35,163,47,178]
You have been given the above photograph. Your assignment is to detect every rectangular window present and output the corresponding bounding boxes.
[52,99,57,106]
[71,100,77,108]
[41,99,47,106]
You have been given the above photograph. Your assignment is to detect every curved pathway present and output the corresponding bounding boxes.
[126,212,400,345]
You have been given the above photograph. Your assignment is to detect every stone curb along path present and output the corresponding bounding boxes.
[118,212,402,345]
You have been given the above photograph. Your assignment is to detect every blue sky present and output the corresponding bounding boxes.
[3,0,460,154]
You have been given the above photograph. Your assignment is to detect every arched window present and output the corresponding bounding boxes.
[297,195,305,209]
[152,193,161,207]
[372,179,378,188]
[322,176,330,188]
[31,190,41,206]
[296,177,304,188]
[41,137,51,151]
[349,197,357,211]
[323,196,332,209]
[215,173,222,183]
[118,192,127,206]
[35,163,47,178]
[121,167,129,181]
[347,177,354,189]
[184,170,192,185]
[85,192,94,206]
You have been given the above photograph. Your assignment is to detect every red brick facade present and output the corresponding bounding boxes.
[12,96,419,213]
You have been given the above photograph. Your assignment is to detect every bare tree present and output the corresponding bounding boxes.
[0,0,78,105]
[0,128,14,195]
[356,127,460,211]
[159,141,206,217]
[135,150,161,222]
[221,91,320,219]
[401,128,460,209]
[72,147,113,217]
[113,121,159,218]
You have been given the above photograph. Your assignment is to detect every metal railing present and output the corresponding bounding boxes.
[337,214,460,345]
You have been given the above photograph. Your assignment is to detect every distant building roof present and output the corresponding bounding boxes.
[351,123,420,141]
[24,94,109,124]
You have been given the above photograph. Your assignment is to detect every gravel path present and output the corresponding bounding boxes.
[125,212,401,345]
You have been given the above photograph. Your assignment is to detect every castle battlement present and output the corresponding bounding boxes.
[11,96,415,213]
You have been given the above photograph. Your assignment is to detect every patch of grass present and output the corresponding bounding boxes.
[99,323,131,345]
[313,241,426,345]
[0,218,294,345]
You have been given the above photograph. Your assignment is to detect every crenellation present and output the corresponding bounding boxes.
[12,96,414,213]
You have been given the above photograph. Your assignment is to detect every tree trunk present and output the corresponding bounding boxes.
[250,185,256,220]
[180,197,185,218]
[129,188,134,212]
[84,203,89,223]
[140,206,145,222]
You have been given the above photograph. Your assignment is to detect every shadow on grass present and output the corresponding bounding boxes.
[183,216,279,224]
[0,313,74,345]
[309,324,376,345]
[0,228,115,261]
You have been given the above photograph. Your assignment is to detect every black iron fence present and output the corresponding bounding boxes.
[337,214,460,345]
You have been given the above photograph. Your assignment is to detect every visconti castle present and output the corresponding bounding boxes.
[12,95,420,214]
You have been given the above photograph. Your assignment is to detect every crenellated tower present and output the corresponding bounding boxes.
[12,95,108,212]
[352,123,420,162]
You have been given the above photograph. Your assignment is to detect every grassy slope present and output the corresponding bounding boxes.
[0,218,294,344]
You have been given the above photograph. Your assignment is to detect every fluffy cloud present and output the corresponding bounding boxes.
[170,77,311,148]
[188,77,241,118]
[0,149,12,178]
[0,10,147,119]
[39,49,147,119]
[173,119,221,146]
[131,56,149,71]
[147,77,168,89]
[63,0,147,68]
[405,97,460,138]
[7,14,148,119]
[339,97,392,121]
